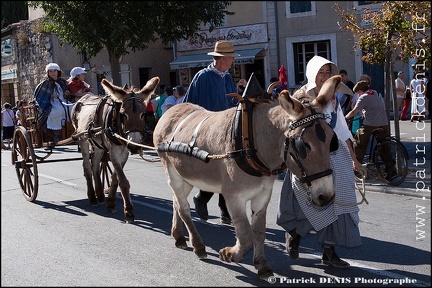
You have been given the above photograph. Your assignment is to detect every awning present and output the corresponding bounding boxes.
[170,48,264,70]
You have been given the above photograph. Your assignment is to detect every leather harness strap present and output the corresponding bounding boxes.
[229,99,286,177]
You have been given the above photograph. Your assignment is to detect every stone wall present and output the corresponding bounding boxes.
[15,19,53,102]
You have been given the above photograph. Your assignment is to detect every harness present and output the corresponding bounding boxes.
[288,112,338,187]
[87,94,146,151]
[227,98,286,176]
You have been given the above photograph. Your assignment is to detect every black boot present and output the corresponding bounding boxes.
[286,229,301,260]
[322,245,350,269]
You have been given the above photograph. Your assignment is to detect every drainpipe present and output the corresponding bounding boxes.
[275,1,281,67]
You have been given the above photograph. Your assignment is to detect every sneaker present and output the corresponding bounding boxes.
[321,246,350,269]
[193,196,208,220]
[286,231,301,260]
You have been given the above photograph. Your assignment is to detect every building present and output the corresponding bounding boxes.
[1,1,422,106]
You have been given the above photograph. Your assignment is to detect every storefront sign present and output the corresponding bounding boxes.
[177,23,268,52]
[1,68,17,80]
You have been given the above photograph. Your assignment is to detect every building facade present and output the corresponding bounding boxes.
[1,1,419,106]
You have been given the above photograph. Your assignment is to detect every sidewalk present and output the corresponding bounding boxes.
[360,119,431,199]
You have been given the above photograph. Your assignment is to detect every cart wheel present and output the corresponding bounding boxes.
[100,151,113,194]
[11,126,38,202]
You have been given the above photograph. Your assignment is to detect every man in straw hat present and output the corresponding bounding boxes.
[183,40,240,225]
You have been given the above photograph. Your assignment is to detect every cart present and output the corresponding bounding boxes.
[11,101,114,202]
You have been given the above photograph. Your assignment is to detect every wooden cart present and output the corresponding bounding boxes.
[11,101,113,201]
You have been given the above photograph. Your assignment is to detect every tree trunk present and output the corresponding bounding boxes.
[107,50,122,86]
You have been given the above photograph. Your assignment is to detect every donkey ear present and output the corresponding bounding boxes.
[137,76,160,95]
[313,75,341,108]
[279,90,304,119]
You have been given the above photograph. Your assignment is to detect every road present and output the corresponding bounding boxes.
[1,140,430,287]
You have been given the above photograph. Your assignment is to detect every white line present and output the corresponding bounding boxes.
[39,173,78,187]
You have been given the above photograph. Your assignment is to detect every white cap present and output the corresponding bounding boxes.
[45,62,61,72]
[70,67,87,78]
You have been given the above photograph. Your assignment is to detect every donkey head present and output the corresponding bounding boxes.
[101,77,160,154]
[277,75,343,206]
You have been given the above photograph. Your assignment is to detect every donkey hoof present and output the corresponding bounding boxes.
[107,207,116,214]
[219,247,233,263]
[258,268,274,281]
[194,248,207,259]
[124,214,134,224]
[175,238,188,249]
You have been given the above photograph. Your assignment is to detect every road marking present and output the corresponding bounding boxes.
[39,173,78,187]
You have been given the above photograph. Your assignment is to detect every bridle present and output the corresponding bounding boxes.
[89,93,147,150]
[287,109,338,188]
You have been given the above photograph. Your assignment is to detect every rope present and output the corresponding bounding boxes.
[334,167,369,206]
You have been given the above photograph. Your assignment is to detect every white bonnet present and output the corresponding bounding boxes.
[45,62,61,72]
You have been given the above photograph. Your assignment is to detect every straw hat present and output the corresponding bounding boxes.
[207,40,240,57]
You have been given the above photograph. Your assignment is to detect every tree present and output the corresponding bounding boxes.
[334,1,431,139]
[29,1,233,85]
[1,1,28,29]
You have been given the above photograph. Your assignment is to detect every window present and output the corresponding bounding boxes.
[286,1,316,18]
[293,40,331,85]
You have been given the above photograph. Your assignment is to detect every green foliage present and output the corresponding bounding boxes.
[1,1,28,29]
[334,1,431,68]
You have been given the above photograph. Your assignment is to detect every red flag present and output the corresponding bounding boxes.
[279,65,288,89]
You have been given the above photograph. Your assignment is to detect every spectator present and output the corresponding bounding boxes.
[345,81,394,175]
[161,85,185,115]
[410,73,426,122]
[33,62,73,143]
[277,55,362,269]
[395,71,406,120]
[153,84,167,120]
[1,102,15,149]
[67,67,94,102]
[237,78,247,95]
[339,69,355,90]
[146,93,158,132]
[183,40,239,225]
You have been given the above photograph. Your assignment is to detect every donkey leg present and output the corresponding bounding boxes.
[167,166,206,258]
[91,149,106,204]
[80,140,97,206]
[116,171,134,224]
[106,172,118,214]
[249,189,274,280]
[218,193,253,263]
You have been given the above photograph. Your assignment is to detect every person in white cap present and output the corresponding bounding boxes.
[183,40,240,225]
[277,56,363,269]
[67,66,94,102]
[33,62,73,143]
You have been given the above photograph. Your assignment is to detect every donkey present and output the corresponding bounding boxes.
[71,77,159,223]
[153,75,343,280]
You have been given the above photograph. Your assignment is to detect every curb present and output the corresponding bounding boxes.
[363,184,431,200]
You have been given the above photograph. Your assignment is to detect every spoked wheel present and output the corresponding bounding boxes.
[100,151,113,193]
[373,140,408,186]
[11,126,38,202]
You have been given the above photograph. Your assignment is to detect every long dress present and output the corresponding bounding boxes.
[46,82,71,130]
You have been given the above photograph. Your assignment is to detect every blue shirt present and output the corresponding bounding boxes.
[183,66,236,112]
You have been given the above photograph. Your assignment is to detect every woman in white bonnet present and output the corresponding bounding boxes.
[277,55,363,269]
[33,62,72,142]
